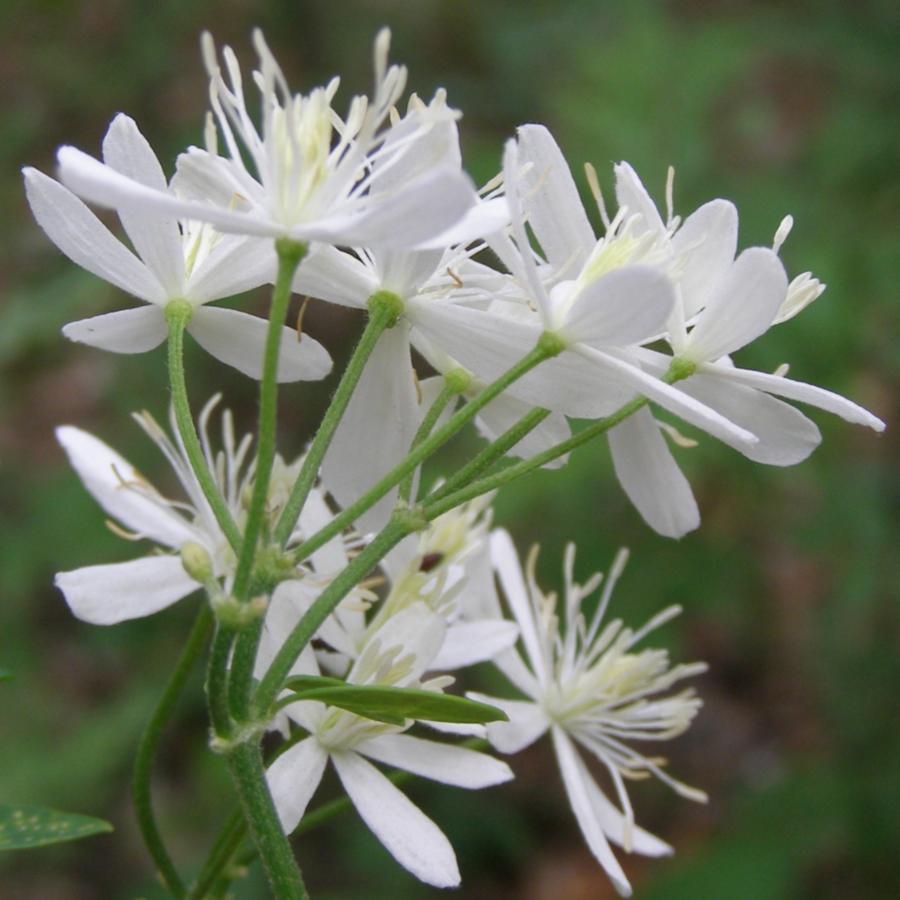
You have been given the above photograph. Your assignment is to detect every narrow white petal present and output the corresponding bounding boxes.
[63,306,167,354]
[680,372,821,465]
[56,425,198,547]
[333,750,460,888]
[671,199,737,319]
[354,603,446,684]
[266,737,328,833]
[186,235,276,305]
[468,693,549,754]
[102,114,185,296]
[552,727,632,897]
[614,162,664,238]
[686,248,787,361]
[293,245,377,309]
[187,306,332,382]
[322,323,418,532]
[23,167,163,302]
[55,555,197,625]
[430,619,520,670]
[516,124,596,271]
[562,266,675,347]
[716,365,886,432]
[608,408,700,539]
[358,734,513,789]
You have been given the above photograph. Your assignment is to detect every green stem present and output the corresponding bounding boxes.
[165,304,241,552]
[227,620,263,721]
[226,742,307,899]
[398,376,462,503]
[273,290,402,548]
[132,605,213,899]
[289,337,559,569]
[255,520,412,714]
[207,625,235,738]
[231,239,307,601]
[188,809,247,900]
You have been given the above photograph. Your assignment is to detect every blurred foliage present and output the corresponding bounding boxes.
[0,0,897,897]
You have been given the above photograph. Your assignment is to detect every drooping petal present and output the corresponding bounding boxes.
[332,750,460,888]
[679,372,821,466]
[552,727,632,897]
[293,244,376,309]
[614,162,665,238]
[102,114,185,297]
[266,737,329,833]
[63,306,167,354]
[56,425,199,548]
[608,408,700,539]
[562,266,675,347]
[715,365,886,432]
[671,199,738,320]
[55,555,197,625]
[186,234,276,304]
[357,733,513,788]
[23,167,164,303]
[516,124,596,272]
[685,248,787,362]
[322,323,418,532]
[469,693,549,754]
[187,306,332,382]
[430,619,520,670]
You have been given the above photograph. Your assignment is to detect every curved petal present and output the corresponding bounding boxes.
[102,114,185,296]
[614,162,664,238]
[293,245,375,309]
[23,167,163,303]
[431,619,520,670]
[55,555,197,625]
[187,306,332,382]
[358,733,513,789]
[322,323,418,532]
[608,407,700,539]
[562,265,675,347]
[186,234,276,304]
[413,196,509,250]
[56,425,198,547]
[686,248,787,361]
[332,750,460,888]
[671,199,738,320]
[552,727,632,897]
[63,306,167,353]
[266,737,328,833]
[517,124,596,272]
[469,693,549,754]
[679,372,821,465]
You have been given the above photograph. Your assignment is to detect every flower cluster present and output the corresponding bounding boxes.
[29,25,884,899]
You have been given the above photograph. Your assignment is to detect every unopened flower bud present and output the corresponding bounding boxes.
[181,542,213,583]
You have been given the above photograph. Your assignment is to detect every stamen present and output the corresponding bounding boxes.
[772,214,794,253]
[583,162,610,228]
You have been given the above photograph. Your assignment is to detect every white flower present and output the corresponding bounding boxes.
[263,602,513,888]
[473,531,706,897]
[24,115,330,382]
[56,30,479,249]
[54,397,349,624]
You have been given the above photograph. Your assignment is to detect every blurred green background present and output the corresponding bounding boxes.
[1,0,897,897]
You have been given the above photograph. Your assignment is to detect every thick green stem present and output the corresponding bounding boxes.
[226,742,307,899]
[132,604,213,899]
[273,290,403,548]
[165,304,241,551]
[227,620,263,721]
[288,338,559,569]
[231,239,307,601]
[207,625,235,739]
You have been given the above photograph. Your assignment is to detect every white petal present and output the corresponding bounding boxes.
[468,693,549,754]
[614,162,664,237]
[413,196,510,250]
[552,727,632,897]
[715,366,886,432]
[55,555,197,625]
[322,323,418,532]
[562,266,675,346]
[63,306,167,353]
[186,235,276,305]
[371,245,444,298]
[266,737,328,834]
[358,734,513,789]
[293,245,376,309]
[332,750,460,888]
[187,306,332,382]
[686,248,787,361]
[608,408,700,539]
[671,199,738,319]
[102,115,185,296]
[476,394,570,467]
[431,620,520,670]
[679,372,821,465]
[23,167,163,302]
[516,124,596,271]
[56,425,198,547]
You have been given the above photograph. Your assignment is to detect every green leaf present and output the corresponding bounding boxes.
[281,676,509,726]
[0,804,113,850]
